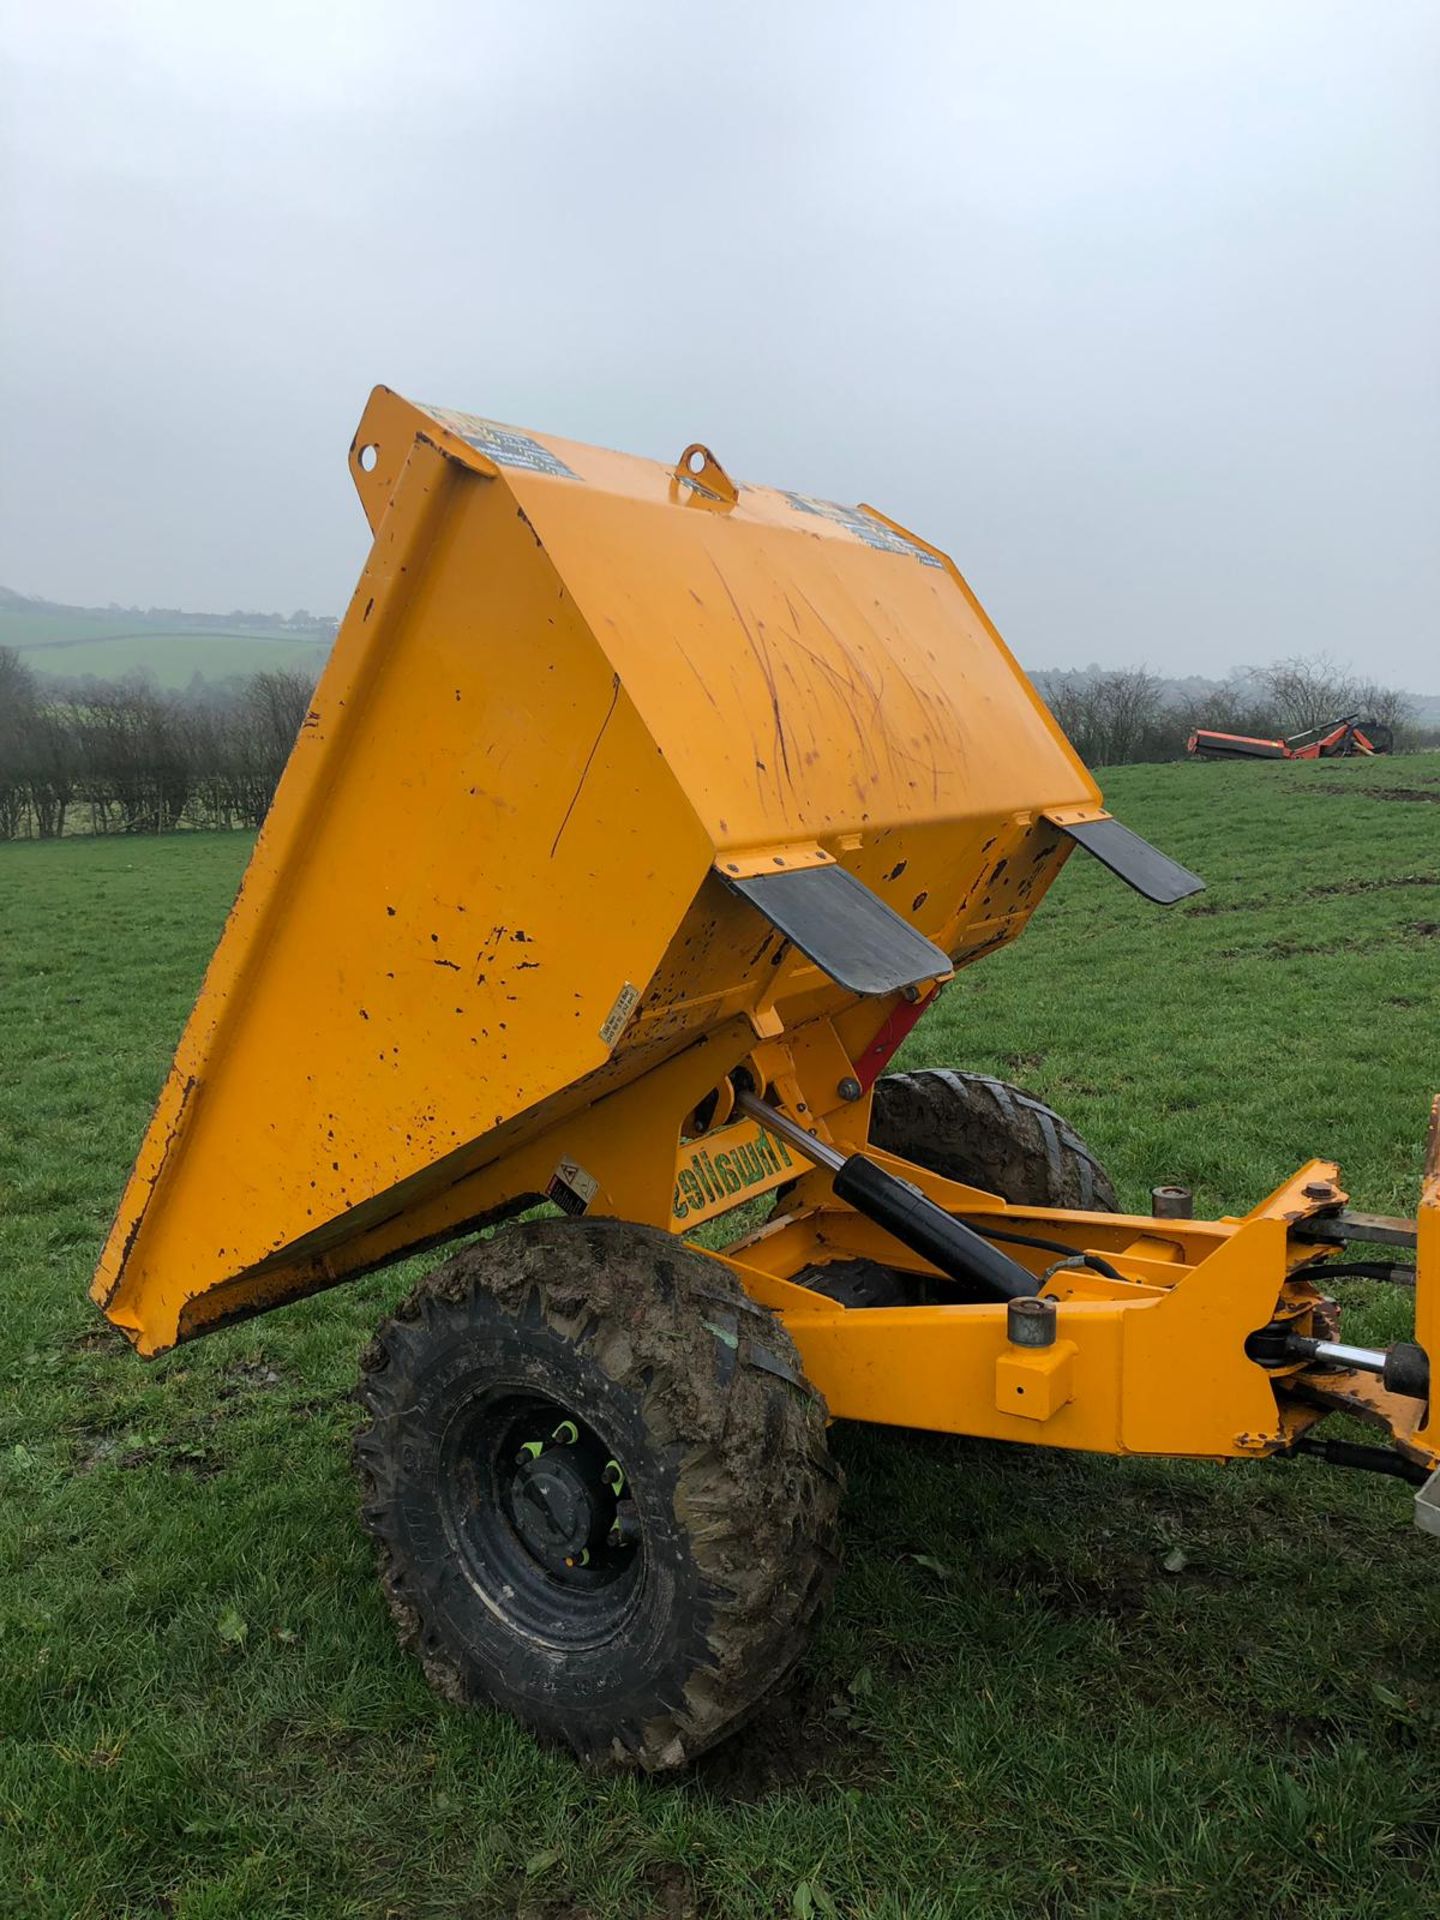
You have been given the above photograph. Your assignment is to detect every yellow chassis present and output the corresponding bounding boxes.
[730,1150,1438,1468]
[709,1071,1440,1475]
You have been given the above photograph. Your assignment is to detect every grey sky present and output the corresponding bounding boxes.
[2,1,1436,686]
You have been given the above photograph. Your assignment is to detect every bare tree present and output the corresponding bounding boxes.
[1035,666,1168,768]
[1354,679,1414,742]
[1254,655,1363,734]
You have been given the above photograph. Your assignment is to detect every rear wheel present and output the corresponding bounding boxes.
[868,1068,1117,1211]
[353,1217,841,1771]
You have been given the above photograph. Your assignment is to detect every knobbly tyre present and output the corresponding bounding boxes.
[92,390,1440,1770]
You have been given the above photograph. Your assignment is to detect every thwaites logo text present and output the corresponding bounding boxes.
[671,1128,796,1222]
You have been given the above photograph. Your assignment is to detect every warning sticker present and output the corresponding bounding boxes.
[599,981,641,1049]
[781,492,941,567]
[547,1156,599,1217]
[424,408,580,480]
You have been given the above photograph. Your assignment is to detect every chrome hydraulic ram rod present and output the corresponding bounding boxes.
[734,1088,1037,1303]
[1283,1333,1430,1400]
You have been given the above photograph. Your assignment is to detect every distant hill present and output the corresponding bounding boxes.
[0,587,336,690]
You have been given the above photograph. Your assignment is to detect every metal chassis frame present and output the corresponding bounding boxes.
[713,1150,1436,1470]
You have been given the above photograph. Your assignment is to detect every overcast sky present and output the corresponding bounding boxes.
[1,1,1436,685]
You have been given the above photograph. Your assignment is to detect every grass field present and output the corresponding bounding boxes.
[2,754,1439,1918]
[1,607,331,689]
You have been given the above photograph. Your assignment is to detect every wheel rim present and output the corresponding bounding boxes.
[438,1387,644,1647]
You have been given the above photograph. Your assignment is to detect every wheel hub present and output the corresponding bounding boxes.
[440,1389,642,1635]
[510,1445,611,1571]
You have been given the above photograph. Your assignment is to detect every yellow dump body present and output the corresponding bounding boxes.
[93,389,1101,1354]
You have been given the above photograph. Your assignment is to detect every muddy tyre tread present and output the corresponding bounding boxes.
[870,1068,1117,1211]
[353,1217,841,1772]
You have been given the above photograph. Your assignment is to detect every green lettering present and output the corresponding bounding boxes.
[734,1143,763,1186]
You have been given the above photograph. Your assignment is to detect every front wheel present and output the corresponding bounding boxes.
[353,1218,841,1771]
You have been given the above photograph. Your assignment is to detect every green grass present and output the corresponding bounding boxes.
[2,755,1439,1918]
[1,609,330,688]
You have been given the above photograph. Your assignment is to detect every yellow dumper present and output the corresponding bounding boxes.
[92,390,1440,1769]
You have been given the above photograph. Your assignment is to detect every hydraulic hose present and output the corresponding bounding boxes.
[955,1218,1122,1281]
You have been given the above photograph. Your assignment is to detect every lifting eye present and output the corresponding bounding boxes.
[673,443,738,505]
